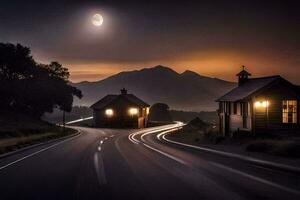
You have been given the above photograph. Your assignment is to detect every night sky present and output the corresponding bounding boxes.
[0,0,299,83]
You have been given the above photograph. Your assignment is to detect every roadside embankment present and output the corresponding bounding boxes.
[0,113,77,155]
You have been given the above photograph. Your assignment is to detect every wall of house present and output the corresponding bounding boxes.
[219,101,252,135]
[254,81,300,133]
[93,98,148,128]
[229,115,243,132]
[218,102,229,135]
[229,102,252,133]
[229,102,242,132]
[93,107,140,128]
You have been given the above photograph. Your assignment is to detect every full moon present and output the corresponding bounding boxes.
[92,14,103,26]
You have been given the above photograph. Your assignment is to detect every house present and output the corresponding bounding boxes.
[90,88,150,128]
[216,66,300,136]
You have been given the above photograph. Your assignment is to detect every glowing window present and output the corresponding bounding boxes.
[129,108,138,115]
[282,100,297,123]
[146,107,150,115]
[105,109,114,117]
[254,101,269,108]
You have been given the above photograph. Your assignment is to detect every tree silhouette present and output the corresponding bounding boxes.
[148,103,173,122]
[0,43,82,118]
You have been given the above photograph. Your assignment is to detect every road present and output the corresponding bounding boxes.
[0,124,299,200]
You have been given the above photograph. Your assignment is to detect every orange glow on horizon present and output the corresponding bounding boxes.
[41,50,298,84]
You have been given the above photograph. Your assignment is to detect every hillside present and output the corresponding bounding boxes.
[72,65,236,111]
[0,112,76,154]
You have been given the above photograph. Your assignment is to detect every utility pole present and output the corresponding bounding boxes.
[63,110,65,132]
[266,99,269,131]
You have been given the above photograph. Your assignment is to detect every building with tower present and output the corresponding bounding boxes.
[216,66,300,136]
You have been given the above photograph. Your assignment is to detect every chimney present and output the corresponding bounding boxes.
[236,66,251,86]
[120,88,127,95]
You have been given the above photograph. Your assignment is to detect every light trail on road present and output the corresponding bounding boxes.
[131,122,300,198]
[0,124,299,200]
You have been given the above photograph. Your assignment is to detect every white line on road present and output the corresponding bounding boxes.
[160,130,300,195]
[93,153,107,186]
[65,116,93,125]
[141,128,178,143]
[128,134,139,144]
[126,122,187,165]
[0,132,82,171]
[161,134,300,174]
[209,161,300,195]
[143,143,187,165]
[128,122,184,145]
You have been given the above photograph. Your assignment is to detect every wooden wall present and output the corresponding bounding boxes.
[254,81,300,133]
[92,98,148,128]
[219,101,252,135]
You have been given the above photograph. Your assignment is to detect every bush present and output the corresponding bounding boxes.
[232,129,253,139]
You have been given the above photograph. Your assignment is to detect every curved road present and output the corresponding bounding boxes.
[0,124,299,200]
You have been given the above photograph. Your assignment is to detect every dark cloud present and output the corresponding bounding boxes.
[0,0,299,82]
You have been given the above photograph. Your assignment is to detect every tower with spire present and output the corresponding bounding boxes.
[236,65,251,86]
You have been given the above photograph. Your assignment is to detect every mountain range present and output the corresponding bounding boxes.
[72,65,236,111]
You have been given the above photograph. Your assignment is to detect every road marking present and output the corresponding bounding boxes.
[141,128,178,143]
[128,134,139,144]
[128,126,175,144]
[143,143,187,165]
[128,122,184,145]
[159,130,300,195]
[127,122,187,165]
[209,161,300,195]
[161,134,300,174]
[0,133,82,171]
[65,116,93,125]
[93,153,107,186]
[156,128,181,141]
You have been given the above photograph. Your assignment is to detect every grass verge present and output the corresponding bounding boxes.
[168,127,300,158]
[246,140,300,157]
[0,127,77,155]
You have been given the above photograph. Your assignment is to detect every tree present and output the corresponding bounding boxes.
[0,43,82,118]
[148,103,173,122]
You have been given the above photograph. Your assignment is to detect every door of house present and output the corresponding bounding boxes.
[138,117,145,128]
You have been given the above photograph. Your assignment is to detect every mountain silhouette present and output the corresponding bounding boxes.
[72,65,235,111]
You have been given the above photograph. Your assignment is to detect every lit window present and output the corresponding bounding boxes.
[254,101,269,108]
[282,100,297,123]
[146,107,150,115]
[105,109,113,117]
[128,108,138,115]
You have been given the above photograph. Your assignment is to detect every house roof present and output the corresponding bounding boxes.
[90,95,118,109]
[216,76,281,102]
[90,93,150,109]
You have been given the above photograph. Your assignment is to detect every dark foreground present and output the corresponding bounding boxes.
[0,125,299,200]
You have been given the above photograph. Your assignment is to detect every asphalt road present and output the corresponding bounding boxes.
[0,124,299,200]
